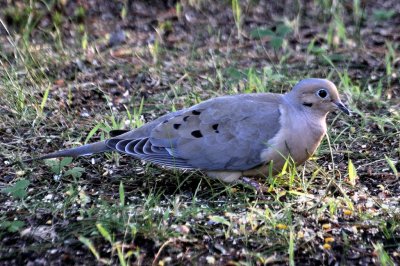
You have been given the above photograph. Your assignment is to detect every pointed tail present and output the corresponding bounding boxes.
[24,141,110,162]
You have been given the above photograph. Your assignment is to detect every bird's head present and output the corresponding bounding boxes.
[288,78,350,116]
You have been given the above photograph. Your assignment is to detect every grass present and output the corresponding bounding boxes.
[1,0,399,265]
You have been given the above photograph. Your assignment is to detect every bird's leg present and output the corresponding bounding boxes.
[239,177,269,194]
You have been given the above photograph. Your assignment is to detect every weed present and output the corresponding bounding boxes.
[1,179,30,200]
[231,0,243,40]
[250,23,292,51]
[373,243,395,266]
[0,220,25,235]
[373,9,396,21]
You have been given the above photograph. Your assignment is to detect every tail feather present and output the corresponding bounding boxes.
[24,141,110,162]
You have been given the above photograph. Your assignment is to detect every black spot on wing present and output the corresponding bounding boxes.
[173,123,181,129]
[183,116,189,121]
[191,130,203,138]
[192,110,201,115]
[212,124,219,133]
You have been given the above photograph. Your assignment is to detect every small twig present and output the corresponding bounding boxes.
[152,238,175,266]
[152,237,197,265]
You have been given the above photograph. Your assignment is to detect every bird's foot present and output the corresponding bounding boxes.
[239,177,269,195]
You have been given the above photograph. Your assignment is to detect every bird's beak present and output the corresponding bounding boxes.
[334,101,351,115]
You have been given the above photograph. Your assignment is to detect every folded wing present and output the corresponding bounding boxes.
[106,94,282,171]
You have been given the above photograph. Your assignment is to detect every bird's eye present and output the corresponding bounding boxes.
[317,89,328,98]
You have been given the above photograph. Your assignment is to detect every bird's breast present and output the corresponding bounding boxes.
[259,105,327,171]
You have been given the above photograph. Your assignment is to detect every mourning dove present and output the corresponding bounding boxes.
[28,78,350,183]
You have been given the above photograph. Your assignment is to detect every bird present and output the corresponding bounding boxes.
[27,78,350,184]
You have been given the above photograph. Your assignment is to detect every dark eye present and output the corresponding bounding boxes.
[317,89,328,98]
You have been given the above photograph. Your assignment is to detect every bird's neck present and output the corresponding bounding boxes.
[281,98,328,146]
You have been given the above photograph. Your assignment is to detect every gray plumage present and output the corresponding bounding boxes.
[108,94,281,170]
[28,78,350,182]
